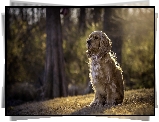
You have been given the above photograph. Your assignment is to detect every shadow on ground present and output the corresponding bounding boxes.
[71,105,111,115]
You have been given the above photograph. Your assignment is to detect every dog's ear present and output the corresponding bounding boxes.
[98,32,112,58]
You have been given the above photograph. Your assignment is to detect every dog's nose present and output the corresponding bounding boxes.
[87,40,91,45]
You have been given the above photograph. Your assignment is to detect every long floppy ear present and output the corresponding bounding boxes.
[98,32,112,58]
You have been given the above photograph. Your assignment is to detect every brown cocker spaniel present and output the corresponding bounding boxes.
[86,31,124,106]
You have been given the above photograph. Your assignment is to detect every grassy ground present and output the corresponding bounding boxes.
[6,88,154,115]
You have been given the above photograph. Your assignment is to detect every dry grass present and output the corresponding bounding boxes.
[6,88,154,115]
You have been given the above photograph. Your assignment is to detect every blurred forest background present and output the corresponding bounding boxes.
[6,7,154,106]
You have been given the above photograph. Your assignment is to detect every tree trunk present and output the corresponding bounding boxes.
[44,8,67,99]
[93,8,102,25]
[32,8,34,23]
[63,9,71,41]
[103,8,123,64]
[78,8,86,35]
[20,8,24,21]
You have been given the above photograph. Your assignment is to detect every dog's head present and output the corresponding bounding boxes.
[86,31,112,58]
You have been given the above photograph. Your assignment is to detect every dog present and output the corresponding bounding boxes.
[86,31,124,106]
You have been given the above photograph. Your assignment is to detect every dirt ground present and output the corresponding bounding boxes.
[6,88,154,115]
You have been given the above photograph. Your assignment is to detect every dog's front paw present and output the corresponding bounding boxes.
[89,100,105,107]
[89,101,97,107]
[105,100,116,107]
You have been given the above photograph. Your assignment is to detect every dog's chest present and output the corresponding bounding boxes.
[89,56,104,83]
[89,55,112,83]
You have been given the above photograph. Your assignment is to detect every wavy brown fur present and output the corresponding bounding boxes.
[86,31,124,106]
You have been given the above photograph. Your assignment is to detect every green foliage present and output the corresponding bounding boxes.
[7,8,46,84]
[122,8,154,89]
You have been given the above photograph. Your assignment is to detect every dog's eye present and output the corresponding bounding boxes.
[95,36,98,39]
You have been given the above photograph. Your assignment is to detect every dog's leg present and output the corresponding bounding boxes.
[90,92,104,106]
[106,88,115,106]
